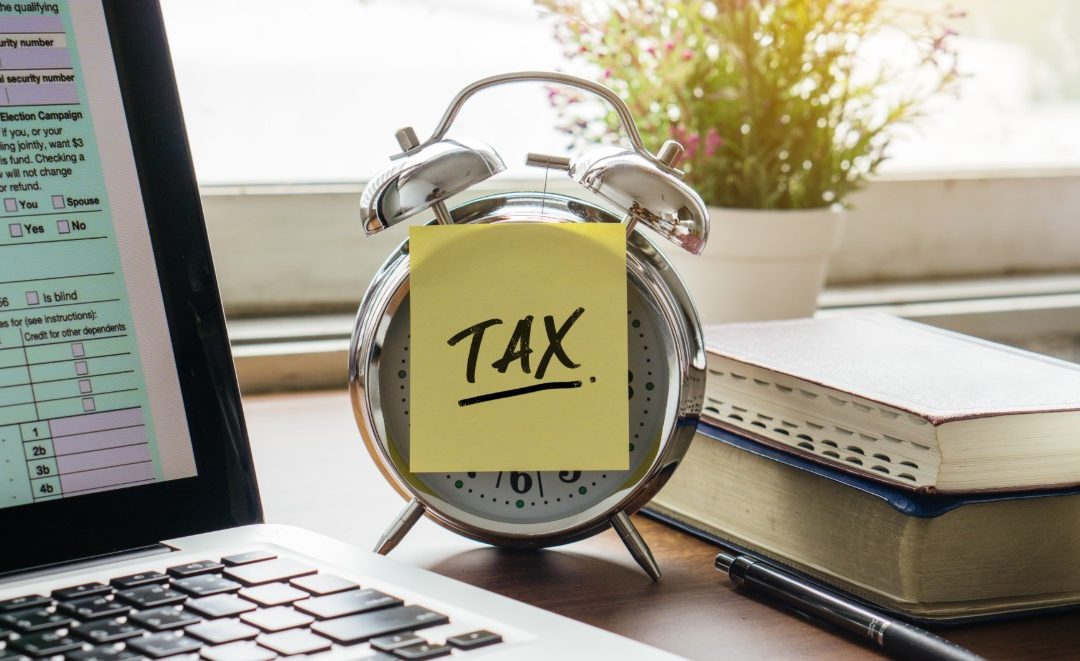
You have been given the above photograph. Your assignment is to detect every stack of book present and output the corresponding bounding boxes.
[646,314,1080,623]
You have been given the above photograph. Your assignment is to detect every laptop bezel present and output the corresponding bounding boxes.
[1,0,262,576]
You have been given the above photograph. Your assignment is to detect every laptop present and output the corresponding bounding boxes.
[0,2,676,659]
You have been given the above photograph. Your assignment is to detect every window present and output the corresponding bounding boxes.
[163,0,1080,184]
[161,0,567,185]
[158,0,1080,390]
[884,0,1080,174]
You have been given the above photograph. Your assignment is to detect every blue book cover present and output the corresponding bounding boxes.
[696,421,1080,517]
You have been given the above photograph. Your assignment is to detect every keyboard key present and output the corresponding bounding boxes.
[370,631,424,651]
[394,642,453,659]
[53,583,112,601]
[117,584,188,609]
[239,606,313,632]
[8,630,84,656]
[257,628,332,656]
[0,608,73,632]
[172,575,242,597]
[111,571,169,589]
[168,560,224,578]
[186,619,259,645]
[290,573,358,596]
[130,605,202,631]
[295,589,402,619]
[0,595,49,612]
[199,640,275,661]
[0,654,31,661]
[223,558,316,586]
[448,629,503,650]
[311,605,449,644]
[68,645,140,660]
[185,595,256,619]
[127,631,203,658]
[237,582,307,607]
[220,551,275,567]
[0,627,12,641]
[72,617,146,643]
[59,596,132,620]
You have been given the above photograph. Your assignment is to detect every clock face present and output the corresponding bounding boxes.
[377,281,671,525]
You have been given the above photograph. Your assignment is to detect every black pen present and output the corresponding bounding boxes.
[715,553,985,661]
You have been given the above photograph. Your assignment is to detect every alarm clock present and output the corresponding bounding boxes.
[349,72,708,580]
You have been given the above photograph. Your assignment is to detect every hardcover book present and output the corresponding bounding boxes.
[647,424,1080,622]
[702,315,1080,493]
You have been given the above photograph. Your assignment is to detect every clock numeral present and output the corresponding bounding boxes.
[509,471,533,494]
[558,471,581,484]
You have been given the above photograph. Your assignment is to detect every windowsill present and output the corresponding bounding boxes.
[229,272,1080,393]
[199,172,1080,317]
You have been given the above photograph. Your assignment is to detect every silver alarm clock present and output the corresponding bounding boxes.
[349,72,708,580]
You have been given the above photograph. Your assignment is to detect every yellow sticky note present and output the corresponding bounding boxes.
[408,222,629,473]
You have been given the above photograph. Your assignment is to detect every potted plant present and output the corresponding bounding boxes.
[537,0,960,323]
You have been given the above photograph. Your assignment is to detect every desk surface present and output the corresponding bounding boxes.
[244,390,1080,660]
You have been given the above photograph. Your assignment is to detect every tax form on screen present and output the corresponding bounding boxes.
[0,1,195,510]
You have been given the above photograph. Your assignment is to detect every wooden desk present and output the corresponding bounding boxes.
[244,390,1080,660]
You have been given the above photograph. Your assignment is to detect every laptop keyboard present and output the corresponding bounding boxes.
[0,551,503,660]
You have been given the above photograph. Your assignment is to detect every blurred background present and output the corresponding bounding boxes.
[161,0,1080,183]
[156,0,1080,391]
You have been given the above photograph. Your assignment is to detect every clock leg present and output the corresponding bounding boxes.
[610,510,662,581]
[374,498,425,555]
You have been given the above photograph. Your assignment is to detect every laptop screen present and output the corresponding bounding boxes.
[0,2,199,513]
[2,0,259,575]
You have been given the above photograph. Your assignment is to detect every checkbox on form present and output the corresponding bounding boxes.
[25,291,39,306]
[9,224,21,238]
[71,342,85,357]
[74,361,88,376]
[82,397,95,412]
[79,379,92,394]
[3,198,15,212]
[52,195,65,209]
[57,220,70,234]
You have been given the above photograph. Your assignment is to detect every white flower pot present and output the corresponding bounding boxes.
[659,206,845,324]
